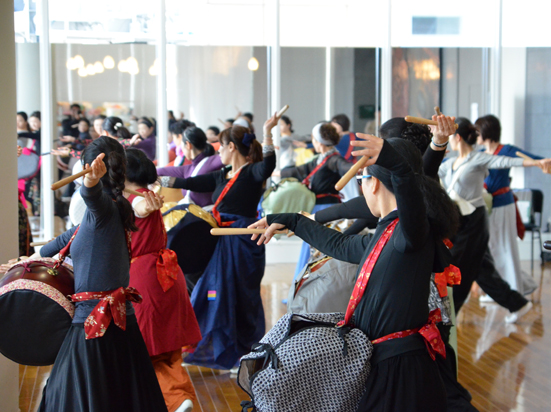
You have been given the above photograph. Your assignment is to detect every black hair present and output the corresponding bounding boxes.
[17,111,28,122]
[367,138,459,240]
[331,114,350,132]
[138,118,154,129]
[125,148,158,187]
[30,111,41,120]
[243,112,253,122]
[70,103,81,113]
[94,114,106,121]
[170,119,195,136]
[184,127,215,156]
[79,118,90,126]
[280,115,294,133]
[81,136,137,232]
[226,118,234,124]
[220,125,263,163]
[207,126,220,135]
[456,117,479,146]
[474,114,501,143]
[379,117,432,154]
[103,116,132,140]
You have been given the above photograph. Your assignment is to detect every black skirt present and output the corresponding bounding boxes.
[38,315,167,412]
[357,347,446,412]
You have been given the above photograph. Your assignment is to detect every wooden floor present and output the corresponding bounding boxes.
[19,261,551,412]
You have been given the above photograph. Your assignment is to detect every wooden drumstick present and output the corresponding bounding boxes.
[405,116,458,129]
[210,228,289,236]
[435,106,442,116]
[276,105,290,118]
[515,151,534,161]
[124,188,145,197]
[335,154,369,191]
[51,168,91,190]
[218,118,226,126]
[30,241,50,247]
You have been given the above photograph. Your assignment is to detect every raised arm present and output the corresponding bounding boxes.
[160,170,220,193]
[315,196,375,223]
[280,161,313,180]
[81,153,118,221]
[424,114,456,179]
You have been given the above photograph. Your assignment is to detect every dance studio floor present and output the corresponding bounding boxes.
[19,261,551,412]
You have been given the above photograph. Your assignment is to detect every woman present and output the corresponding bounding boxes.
[133,118,157,161]
[157,127,223,207]
[29,111,41,133]
[125,148,201,412]
[31,136,167,411]
[251,136,459,412]
[475,114,540,296]
[161,114,277,369]
[278,115,309,169]
[91,114,107,140]
[279,122,353,279]
[438,118,549,314]
[331,113,356,162]
[16,145,34,257]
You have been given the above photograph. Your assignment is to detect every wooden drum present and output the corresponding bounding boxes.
[0,258,75,365]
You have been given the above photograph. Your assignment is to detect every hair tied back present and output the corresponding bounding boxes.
[114,122,122,131]
[242,132,256,147]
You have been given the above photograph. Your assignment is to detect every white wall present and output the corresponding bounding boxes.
[16,43,41,115]
[0,0,22,409]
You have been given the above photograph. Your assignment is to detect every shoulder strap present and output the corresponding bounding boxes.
[53,225,80,268]
[302,152,338,188]
[191,156,209,178]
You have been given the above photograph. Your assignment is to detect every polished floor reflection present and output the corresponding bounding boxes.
[19,262,550,412]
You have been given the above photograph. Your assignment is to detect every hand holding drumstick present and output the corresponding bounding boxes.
[430,114,457,151]
[248,217,288,245]
[83,153,107,188]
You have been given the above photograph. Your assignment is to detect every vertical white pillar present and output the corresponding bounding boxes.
[380,0,392,123]
[375,47,381,134]
[490,0,503,117]
[325,46,333,121]
[38,0,55,241]
[0,0,22,409]
[270,0,281,170]
[156,0,168,166]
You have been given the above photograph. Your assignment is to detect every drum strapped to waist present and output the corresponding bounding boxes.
[0,257,75,365]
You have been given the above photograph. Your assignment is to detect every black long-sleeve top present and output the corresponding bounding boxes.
[268,141,450,341]
[170,152,276,218]
[280,151,352,204]
[314,145,447,233]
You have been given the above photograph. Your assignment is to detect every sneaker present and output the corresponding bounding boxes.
[175,399,193,412]
[505,301,533,324]
[479,294,495,303]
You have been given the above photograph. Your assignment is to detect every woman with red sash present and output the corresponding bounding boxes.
[32,137,167,412]
[279,122,354,280]
[160,114,277,370]
[250,136,460,411]
[125,148,201,412]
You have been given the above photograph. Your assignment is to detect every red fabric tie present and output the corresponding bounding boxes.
[434,264,461,297]
[71,287,143,339]
[372,309,446,361]
[156,249,179,292]
[337,218,399,327]
[212,167,244,227]
[302,153,339,188]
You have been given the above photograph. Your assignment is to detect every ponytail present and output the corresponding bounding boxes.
[103,116,131,140]
[108,151,138,232]
[455,117,478,146]
[203,143,215,157]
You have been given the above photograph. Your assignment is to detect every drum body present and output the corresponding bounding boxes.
[0,258,75,365]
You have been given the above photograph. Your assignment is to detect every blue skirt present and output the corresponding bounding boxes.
[185,214,266,370]
[293,203,335,281]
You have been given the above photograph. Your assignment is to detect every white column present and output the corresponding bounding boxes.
[0,0,22,409]
[16,43,41,113]
[380,0,392,123]
[490,0,503,117]
[156,0,168,166]
[38,0,55,241]
[270,0,281,170]
[325,46,334,121]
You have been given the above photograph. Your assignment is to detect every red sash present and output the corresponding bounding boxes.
[302,152,338,189]
[212,167,245,227]
[71,287,143,339]
[337,218,445,360]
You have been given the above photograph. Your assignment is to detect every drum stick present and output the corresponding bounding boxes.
[124,188,145,197]
[30,241,50,247]
[210,228,289,236]
[405,116,458,130]
[516,151,534,161]
[335,155,369,191]
[218,118,226,126]
[51,168,91,190]
[276,105,290,118]
[435,106,442,116]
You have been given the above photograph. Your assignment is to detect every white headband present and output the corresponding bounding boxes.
[312,123,334,146]
[233,117,250,128]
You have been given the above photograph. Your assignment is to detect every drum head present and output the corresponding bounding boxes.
[0,290,72,365]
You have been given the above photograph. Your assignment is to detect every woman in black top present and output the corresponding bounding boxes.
[250,136,459,412]
[280,122,353,279]
[161,114,278,370]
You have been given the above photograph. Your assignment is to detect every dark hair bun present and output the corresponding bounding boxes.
[455,117,478,146]
[319,123,340,146]
[126,148,158,186]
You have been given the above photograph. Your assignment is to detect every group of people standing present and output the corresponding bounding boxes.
[10,103,551,412]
